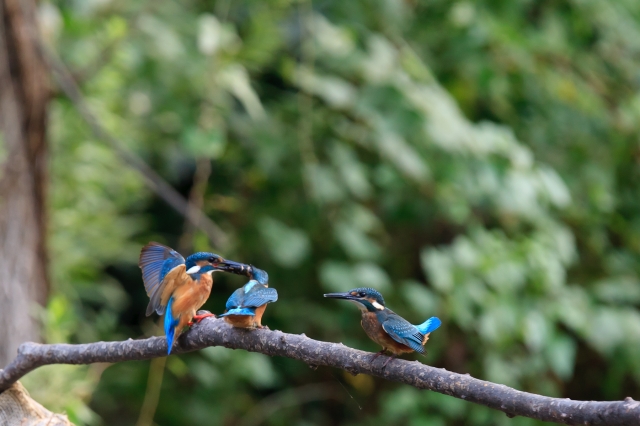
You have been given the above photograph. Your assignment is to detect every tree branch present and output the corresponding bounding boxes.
[0,318,638,425]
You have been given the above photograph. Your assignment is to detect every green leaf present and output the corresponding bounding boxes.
[182,126,226,159]
[401,281,438,316]
[304,163,346,203]
[421,248,454,292]
[544,334,577,380]
[258,217,311,268]
[319,261,356,293]
[353,262,391,291]
[334,221,382,260]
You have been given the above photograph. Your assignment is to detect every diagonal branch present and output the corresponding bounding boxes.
[14,0,229,249]
[42,47,229,249]
[0,318,638,425]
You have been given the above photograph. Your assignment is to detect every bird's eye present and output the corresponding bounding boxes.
[359,292,366,297]
[208,257,216,263]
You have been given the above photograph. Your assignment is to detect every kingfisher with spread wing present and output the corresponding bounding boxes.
[139,242,252,354]
[324,287,441,367]
[218,265,277,329]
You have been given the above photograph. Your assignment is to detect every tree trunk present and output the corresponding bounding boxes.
[0,0,49,367]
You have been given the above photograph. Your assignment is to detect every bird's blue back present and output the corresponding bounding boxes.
[221,280,278,317]
[376,310,441,355]
[139,242,185,316]
[225,287,246,311]
[243,286,278,308]
[377,310,427,354]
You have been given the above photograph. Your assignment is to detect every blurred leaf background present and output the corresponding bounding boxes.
[24,0,640,424]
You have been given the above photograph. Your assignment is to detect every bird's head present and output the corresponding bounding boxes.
[185,252,235,274]
[324,287,386,312]
[192,264,219,276]
[251,267,269,285]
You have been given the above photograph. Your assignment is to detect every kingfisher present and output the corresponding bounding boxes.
[324,287,441,367]
[139,242,251,354]
[218,265,277,329]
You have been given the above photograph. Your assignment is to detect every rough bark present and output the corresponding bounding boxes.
[0,381,72,425]
[1,318,639,425]
[0,0,49,366]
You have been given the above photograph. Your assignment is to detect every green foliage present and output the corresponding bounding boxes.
[28,0,640,424]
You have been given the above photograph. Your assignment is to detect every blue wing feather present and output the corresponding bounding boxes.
[139,242,185,316]
[219,307,256,317]
[164,296,180,355]
[381,315,426,354]
[225,282,277,312]
[225,287,245,310]
[242,287,278,307]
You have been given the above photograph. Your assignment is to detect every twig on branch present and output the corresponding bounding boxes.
[178,157,213,253]
[0,318,638,425]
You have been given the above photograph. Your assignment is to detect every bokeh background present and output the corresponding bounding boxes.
[2,0,640,425]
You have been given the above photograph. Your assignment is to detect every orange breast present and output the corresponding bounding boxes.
[253,304,267,327]
[171,273,214,326]
[361,312,414,355]
[224,303,268,329]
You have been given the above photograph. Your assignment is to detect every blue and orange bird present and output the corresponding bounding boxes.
[139,242,250,354]
[218,265,277,329]
[324,288,441,367]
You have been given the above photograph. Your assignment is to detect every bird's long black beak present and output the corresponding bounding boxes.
[216,260,253,277]
[323,292,356,300]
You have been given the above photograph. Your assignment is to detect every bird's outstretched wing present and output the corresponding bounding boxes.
[139,242,186,316]
[381,314,426,354]
[243,287,278,308]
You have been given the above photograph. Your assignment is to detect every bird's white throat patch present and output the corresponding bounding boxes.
[371,301,385,310]
[186,265,201,274]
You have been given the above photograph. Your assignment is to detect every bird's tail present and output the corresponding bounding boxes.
[219,307,256,317]
[164,296,180,355]
[415,317,441,335]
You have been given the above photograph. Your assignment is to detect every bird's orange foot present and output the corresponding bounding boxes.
[188,311,216,326]
[194,313,216,322]
[371,350,386,362]
[382,355,397,369]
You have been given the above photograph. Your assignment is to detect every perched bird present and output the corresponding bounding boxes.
[324,287,441,367]
[139,242,250,354]
[218,265,277,329]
